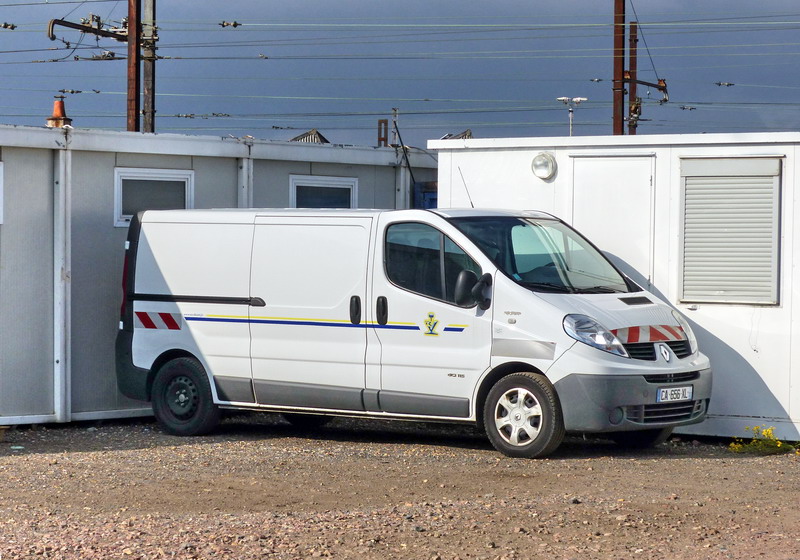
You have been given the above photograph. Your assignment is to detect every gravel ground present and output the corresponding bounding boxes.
[0,414,798,559]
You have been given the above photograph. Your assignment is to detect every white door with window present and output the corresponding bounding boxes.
[369,217,493,418]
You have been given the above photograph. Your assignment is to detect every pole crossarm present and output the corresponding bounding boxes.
[47,18,127,42]
[622,73,669,104]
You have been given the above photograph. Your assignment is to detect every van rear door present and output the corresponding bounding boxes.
[249,215,373,411]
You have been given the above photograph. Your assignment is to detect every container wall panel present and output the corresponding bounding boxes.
[0,147,54,417]
[69,151,143,413]
[252,160,311,207]
[193,157,238,208]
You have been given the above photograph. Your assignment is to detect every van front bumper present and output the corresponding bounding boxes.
[553,367,712,433]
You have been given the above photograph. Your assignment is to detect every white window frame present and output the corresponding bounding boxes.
[114,167,194,227]
[289,175,358,209]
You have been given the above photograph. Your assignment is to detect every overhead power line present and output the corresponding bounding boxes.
[1,0,118,5]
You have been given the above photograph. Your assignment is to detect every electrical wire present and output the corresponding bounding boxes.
[0,0,117,5]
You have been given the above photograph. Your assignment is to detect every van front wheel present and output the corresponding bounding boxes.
[483,373,564,458]
[152,357,220,436]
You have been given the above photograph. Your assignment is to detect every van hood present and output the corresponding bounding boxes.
[534,291,678,331]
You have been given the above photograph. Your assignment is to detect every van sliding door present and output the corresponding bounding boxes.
[249,216,372,411]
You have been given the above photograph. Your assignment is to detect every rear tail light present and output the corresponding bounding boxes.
[120,249,129,320]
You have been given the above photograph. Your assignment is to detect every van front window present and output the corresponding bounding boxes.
[449,216,632,294]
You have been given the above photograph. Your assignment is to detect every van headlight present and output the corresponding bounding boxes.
[671,310,698,355]
[563,314,629,358]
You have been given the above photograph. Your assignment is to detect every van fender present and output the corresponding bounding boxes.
[472,361,551,429]
[146,349,218,403]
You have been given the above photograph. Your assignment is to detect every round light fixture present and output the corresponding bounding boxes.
[531,152,557,180]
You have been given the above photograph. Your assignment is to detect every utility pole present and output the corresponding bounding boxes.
[627,21,639,135]
[612,0,625,135]
[47,0,157,132]
[611,5,667,135]
[126,0,141,131]
[391,108,399,146]
[142,0,156,132]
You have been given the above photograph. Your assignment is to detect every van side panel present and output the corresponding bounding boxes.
[249,217,372,410]
[131,220,255,390]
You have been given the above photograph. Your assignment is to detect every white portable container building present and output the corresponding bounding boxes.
[430,132,800,440]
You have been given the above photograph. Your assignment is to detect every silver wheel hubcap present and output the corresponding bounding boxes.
[494,387,542,446]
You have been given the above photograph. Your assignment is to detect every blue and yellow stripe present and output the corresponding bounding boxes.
[184,314,467,332]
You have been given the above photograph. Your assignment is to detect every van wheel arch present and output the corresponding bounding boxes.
[146,349,200,400]
[475,362,547,431]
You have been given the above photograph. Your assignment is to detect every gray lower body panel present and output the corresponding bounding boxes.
[214,376,256,403]
[378,390,470,418]
[554,368,712,432]
[219,379,471,419]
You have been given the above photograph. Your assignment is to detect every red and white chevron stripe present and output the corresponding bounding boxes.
[135,311,182,330]
[610,324,685,344]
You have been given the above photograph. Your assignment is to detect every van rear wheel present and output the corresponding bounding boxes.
[483,372,564,458]
[152,357,220,436]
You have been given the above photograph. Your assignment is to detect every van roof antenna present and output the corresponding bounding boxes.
[457,166,475,209]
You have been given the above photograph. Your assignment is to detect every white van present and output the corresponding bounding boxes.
[116,208,711,458]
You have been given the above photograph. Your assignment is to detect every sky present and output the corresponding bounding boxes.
[2,0,800,148]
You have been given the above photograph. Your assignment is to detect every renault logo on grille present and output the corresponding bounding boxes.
[658,344,671,362]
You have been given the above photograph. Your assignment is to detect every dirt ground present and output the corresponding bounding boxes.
[0,414,798,560]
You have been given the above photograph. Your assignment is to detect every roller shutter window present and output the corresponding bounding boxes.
[681,158,781,304]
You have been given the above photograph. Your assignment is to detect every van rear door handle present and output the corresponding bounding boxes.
[350,295,361,325]
[376,296,388,326]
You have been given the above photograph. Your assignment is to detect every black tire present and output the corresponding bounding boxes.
[282,413,331,430]
[151,357,220,436]
[483,372,565,459]
[609,427,673,448]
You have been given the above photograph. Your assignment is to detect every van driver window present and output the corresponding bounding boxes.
[385,222,480,303]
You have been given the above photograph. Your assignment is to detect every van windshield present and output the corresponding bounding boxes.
[448,216,632,294]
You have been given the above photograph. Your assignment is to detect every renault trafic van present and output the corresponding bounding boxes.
[116,208,711,458]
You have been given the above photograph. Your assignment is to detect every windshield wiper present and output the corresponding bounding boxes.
[572,286,624,294]
[519,281,573,293]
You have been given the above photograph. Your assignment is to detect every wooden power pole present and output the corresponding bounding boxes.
[48,0,156,132]
[612,0,625,135]
[126,0,141,132]
[142,0,156,132]
[627,21,639,135]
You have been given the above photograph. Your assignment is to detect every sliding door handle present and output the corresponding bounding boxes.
[350,295,362,325]
[376,296,388,326]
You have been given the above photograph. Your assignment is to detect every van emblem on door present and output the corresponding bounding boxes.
[658,344,671,362]
[424,312,439,336]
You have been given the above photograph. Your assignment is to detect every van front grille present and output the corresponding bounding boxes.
[644,371,700,384]
[623,342,656,360]
[666,340,693,359]
[623,340,693,361]
[625,400,705,424]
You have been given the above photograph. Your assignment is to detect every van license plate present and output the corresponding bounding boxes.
[657,386,692,403]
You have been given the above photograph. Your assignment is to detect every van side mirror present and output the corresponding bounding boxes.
[454,270,492,310]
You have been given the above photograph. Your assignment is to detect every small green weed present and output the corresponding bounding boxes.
[729,425,798,455]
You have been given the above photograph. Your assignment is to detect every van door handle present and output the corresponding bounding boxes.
[350,295,361,325]
[376,296,388,326]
